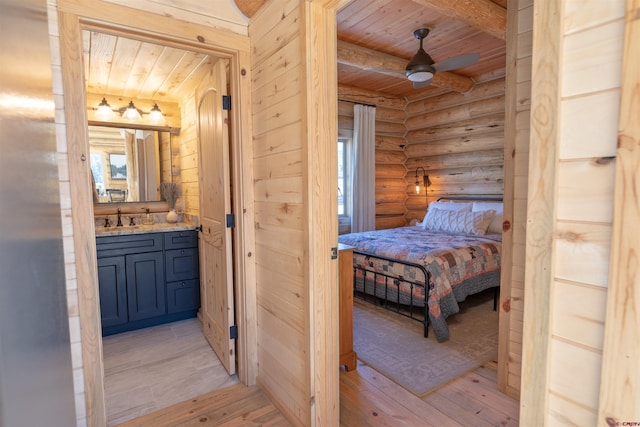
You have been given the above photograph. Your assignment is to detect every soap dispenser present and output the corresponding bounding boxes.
[143,208,154,225]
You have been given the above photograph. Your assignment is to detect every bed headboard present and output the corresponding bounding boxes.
[437,195,503,202]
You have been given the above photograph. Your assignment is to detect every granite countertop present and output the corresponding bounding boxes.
[95,222,196,236]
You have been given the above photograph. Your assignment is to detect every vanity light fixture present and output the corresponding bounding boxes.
[122,101,142,121]
[96,97,113,120]
[147,103,165,124]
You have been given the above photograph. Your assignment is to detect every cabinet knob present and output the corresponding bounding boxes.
[181,282,186,287]
[180,250,185,255]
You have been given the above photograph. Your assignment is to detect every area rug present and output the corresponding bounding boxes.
[353,289,499,397]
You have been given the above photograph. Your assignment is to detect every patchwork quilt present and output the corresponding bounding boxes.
[338,226,501,341]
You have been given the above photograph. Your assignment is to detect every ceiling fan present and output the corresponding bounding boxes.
[404,28,479,89]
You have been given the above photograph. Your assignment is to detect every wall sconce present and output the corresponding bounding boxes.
[122,101,142,121]
[415,167,428,194]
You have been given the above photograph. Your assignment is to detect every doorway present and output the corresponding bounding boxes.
[82,28,238,423]
[58,9,257,425]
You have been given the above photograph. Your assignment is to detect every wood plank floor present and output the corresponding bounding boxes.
[109,310,519,426]
[117,359,519,426]
[103,318,239,426]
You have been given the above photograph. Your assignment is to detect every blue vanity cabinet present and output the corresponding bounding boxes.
[164,231,200,314]
[96,230,199,336]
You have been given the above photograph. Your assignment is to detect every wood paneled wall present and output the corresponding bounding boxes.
[404,78,506,224]
[337,88,407,231]
[179,91,200,216]
[250,1,311,424]
[518,0,627,424]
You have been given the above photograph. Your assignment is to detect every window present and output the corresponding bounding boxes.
[338,137,351,217]
[109,153,127,180]
[90,153,104,196]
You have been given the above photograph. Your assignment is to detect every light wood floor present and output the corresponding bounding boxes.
[117,361,519,426]
[111,318,519,426]
[102,318,239,426]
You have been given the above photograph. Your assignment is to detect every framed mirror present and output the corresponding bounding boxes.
[89,125,174,203]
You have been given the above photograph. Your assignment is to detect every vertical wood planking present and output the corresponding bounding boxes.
[58,11,107,427]
[520,0,562,424]
[303,3,340,424]
[497,0,519,399]
[598,0,640,422]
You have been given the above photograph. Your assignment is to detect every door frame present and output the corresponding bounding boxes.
[57,2,256,424]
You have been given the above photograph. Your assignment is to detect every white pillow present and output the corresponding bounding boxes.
[419,201,473,226]
[472,202,503,234]
[423,208,496,236]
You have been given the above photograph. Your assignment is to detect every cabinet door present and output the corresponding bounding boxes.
[126,252,165,321]
[97,256,128,328]
[166,279,200,314]
[165,248,199,282]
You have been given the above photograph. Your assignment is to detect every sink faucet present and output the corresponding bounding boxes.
[116,208,123,227]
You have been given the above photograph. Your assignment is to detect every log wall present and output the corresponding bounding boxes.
[338,86,407,231]
[403,78,505,223]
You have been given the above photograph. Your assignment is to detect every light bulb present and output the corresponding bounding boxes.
[96,98,113,120]
[122,101,142,121]
[148,103,164,124]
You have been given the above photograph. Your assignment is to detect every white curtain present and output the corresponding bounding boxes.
[123,129,139,202]
[350,104,376,232]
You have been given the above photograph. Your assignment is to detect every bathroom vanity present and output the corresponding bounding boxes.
[96,226,200,336]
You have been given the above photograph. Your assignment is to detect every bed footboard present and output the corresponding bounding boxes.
[353,250,431,337]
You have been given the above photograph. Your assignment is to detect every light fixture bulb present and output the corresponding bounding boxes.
[415,183,421,194]
[122,101,142,121]
[407,70,434,82]
[148,103,164,124]
[96,97,113,120]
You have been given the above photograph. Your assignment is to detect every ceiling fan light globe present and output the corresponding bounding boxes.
[407,70,434,82]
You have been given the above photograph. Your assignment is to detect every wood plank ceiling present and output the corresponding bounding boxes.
[83,0,507,109]
[335,0,507,99]
[82,30,217,111]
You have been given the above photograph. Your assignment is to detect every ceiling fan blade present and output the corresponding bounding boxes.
[413,79,432,89]
[367,68,405,75]
[433,52,480,72]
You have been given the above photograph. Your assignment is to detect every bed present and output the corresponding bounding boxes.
[338,197,503,342]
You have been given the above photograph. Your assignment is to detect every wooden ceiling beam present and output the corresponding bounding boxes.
[233,0,267,18]
[411,0,506,40]
[337,40,475,93]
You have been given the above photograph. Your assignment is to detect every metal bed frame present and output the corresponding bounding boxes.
[350,195,503,338]
[353,250,431,337]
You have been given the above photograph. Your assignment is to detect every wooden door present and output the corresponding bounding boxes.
[197,59,235,375]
